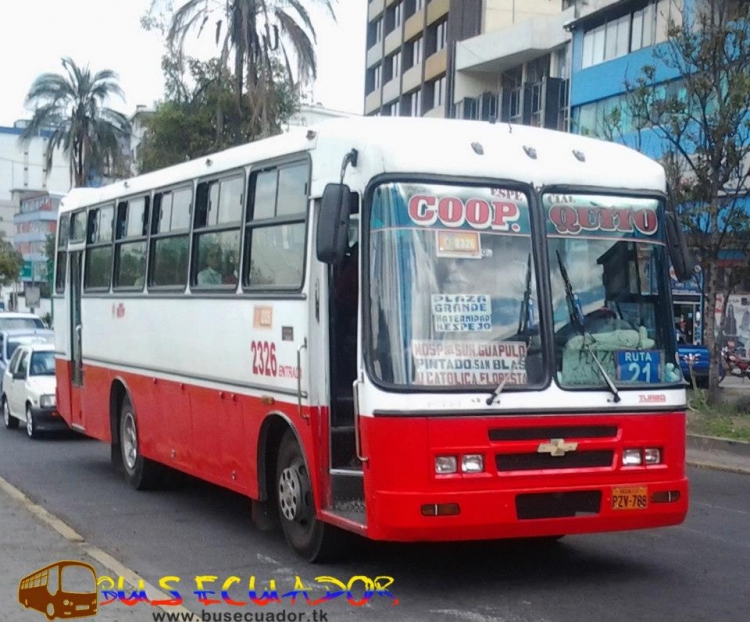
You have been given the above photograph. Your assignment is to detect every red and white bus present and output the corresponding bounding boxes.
[53,117,692,561]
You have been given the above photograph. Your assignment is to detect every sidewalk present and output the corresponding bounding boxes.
[0,477,199,622]
[686,433,750,474]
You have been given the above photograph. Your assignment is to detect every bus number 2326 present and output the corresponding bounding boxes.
[251,341,278,377]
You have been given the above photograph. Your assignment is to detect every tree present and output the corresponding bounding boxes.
[593,0,750,401]
[20,57,131,187]
[144,0,335,139]
[0,234,24,286]
[138,56,297,173]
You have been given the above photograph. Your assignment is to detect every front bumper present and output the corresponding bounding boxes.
[368,477,689,541]
[30,406,70,432]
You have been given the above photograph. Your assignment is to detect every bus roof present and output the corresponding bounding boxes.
[59,117,666,213]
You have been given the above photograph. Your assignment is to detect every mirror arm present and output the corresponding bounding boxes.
[340,149,359,183]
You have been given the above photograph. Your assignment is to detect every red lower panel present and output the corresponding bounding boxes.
[55,362,320,502]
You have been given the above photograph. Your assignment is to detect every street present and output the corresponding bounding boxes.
[1,428,749,622]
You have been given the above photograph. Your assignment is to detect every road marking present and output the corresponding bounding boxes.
[690,501,750,516]
[678,525,750,550]
[0,474,201,621]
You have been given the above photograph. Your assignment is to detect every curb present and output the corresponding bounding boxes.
[686,459,750,475]
[686,433,750,456]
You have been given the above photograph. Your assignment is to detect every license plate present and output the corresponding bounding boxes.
[612,486,648,510]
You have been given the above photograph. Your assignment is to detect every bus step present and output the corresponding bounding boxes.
[330,472,366,525]
[331,499,366,524]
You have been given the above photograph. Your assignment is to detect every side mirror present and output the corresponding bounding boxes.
[13,370,25,380]
[316,183,352,265]
[665,209,694,281]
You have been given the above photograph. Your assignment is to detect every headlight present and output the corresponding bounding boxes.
[435,456,457,474]
[622,449,642,466]
[40,394,56,408]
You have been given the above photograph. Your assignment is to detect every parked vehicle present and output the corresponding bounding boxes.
[0,312,46,331]
[2,342,65,439]
[676,330,724,388]
[0,329,55,395]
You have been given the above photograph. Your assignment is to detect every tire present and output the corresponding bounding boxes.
[25,405,39,439]
[118,395,164,490]
[276,430,344,562]
[3,397,17,430]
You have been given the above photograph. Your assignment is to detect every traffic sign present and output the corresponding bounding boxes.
[21,260,33,280]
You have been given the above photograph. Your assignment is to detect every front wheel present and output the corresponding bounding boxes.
[3,397,17,430]
[276,430,344,562]
[26,405,39,439]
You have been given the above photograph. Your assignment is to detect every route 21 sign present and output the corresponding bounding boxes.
[616,350,663,383]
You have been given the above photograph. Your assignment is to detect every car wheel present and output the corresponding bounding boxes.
[119,395,164,490]
[26,405,39,439]
[3,397,18,430]
[276,429,344,562]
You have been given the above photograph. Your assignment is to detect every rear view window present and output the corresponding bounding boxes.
[0,318,45,331]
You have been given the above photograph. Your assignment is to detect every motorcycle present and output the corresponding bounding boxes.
[722,347,750,380]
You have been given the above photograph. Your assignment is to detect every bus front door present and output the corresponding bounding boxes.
[69,251,84,430]
[325,235,366,526]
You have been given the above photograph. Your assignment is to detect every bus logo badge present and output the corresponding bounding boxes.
[538,438,578,457]
[18,560,98,620]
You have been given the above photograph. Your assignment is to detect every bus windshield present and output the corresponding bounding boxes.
[60,563,96,594]
[368,182,542,389]
[544,193,682,388]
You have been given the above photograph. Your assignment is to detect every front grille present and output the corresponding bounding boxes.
[489,426,618,441]
[516,491,602,519]
[495,451,614,471]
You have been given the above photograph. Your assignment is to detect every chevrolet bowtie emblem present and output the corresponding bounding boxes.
[537,438,578,457]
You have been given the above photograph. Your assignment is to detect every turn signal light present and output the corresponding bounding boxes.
[421,503,461,517]
[651,490,681,504]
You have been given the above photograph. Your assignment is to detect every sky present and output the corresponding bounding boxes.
[0,0,367,127]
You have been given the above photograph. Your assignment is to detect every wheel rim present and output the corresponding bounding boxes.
[3,401,9,427]
[122,411,138,471]
[26,408,33,437]
[278,460,312,523]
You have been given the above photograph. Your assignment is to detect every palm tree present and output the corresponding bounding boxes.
[166,0,336,137]
[20,57,130,187]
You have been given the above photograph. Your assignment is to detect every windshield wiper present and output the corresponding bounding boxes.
[486,375,510,406]
[517,253,532,342]
[556,250,621,403]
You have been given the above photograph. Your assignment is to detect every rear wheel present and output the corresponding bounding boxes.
[119,396,164,490]
[276,430,344,562]
[3,397,17,430]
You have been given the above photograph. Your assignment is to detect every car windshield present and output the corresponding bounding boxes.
[29,351,55,376]
[0,318,44,330]
[368,182,541,389]
[544,193,681,388]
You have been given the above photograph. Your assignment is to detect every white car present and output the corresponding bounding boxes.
[2,343,66,438]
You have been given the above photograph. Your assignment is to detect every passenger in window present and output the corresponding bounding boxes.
[223,251,238,285]
[198,246,223,285]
